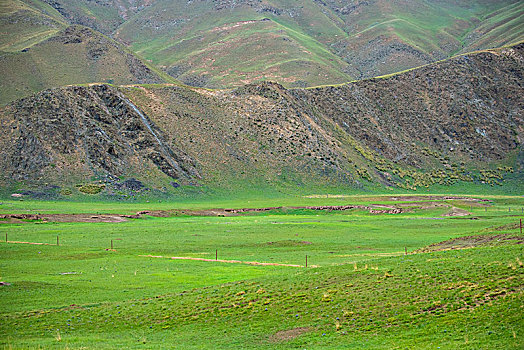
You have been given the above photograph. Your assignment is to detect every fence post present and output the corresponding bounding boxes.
[111,239,113,250]
[216,249,218,261]
[57,235,59,246]
[305,255,308,268]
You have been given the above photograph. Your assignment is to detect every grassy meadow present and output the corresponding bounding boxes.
[0,194,523,348]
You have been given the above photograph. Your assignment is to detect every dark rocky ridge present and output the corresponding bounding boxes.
[291,44,524,165]
[0,44,522,193]
[0,84,198,186]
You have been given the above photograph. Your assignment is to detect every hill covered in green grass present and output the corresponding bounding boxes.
[38,0,524,88]
[1,0,523,103]
[0,24,178,105]
[0,0,67,53]
[0,43,522,199]
[0,0,174,105]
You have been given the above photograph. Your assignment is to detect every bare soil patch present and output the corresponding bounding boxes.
[1,197,486,224]
[0,214,41,224]
[269,327,311,342]
[369,208,403,214]
[266,240,312,247]
[442,207,471,217]
[482,222,522,232]
[388,196,488,202]
[5,241,52,245]
[370,204,397,209]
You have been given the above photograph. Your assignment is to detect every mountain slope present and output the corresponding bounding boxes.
[110,0,524,87]
[0,84,199,190]
[320,0,524,78]
[4,0,523,93]
[460,1,524,52]
[0,0,67,52]
[0,24,173,105]
[0,0,177,105]
[0,43,522,197]
[114,1,354,88]
[39,0,152,34]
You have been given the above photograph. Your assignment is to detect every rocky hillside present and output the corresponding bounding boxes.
[0,43,522,197]
[291,47,523,166]
[0,84,198,194]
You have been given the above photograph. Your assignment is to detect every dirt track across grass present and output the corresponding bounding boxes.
[139,254,310,267]
[5,241,53,245]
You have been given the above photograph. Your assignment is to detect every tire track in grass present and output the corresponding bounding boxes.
[139,254,314,267]
[5,241,53,245]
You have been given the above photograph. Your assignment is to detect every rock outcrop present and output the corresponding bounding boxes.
[0,84,198,187]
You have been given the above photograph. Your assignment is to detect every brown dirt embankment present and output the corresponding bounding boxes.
[0,213,127,223]
[415,233,523,253]
[1,196,491,223]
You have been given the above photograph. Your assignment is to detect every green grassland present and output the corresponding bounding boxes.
[27,0,520,90]
[0,195,522,348]
[458,1,524,53]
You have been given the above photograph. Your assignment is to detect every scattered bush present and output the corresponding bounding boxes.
[60,189,72,196]
[78,184,105,194]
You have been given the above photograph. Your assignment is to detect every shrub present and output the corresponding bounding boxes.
[60,189,72,196]
[78,184,105,194]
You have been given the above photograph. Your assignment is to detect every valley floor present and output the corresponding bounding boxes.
[0,194,522,348]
